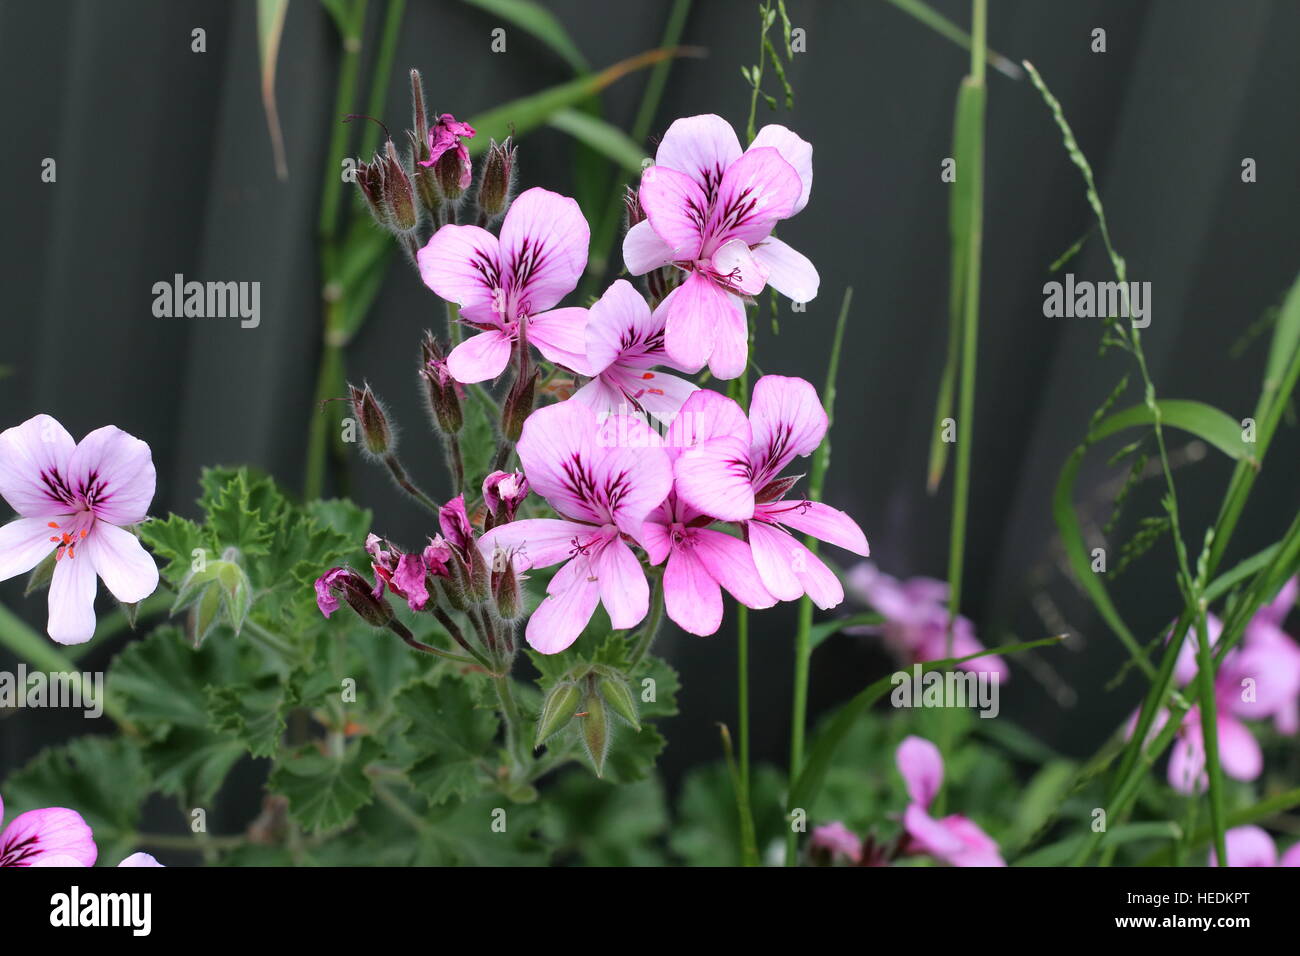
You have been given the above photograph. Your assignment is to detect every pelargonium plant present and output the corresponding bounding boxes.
[1,1,1298,874]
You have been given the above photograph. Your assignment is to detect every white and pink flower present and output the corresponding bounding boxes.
[0,414,159,645]
[418,187,591,383]
[624,114,818,379]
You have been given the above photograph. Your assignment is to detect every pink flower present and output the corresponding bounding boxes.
[438,495,474,557]
[640,390,775,635]
[896,736,1005,867]
[117,852,163,867]
[418,187,591,383]
[477,400,672,654]
[417,113,476,190]
[1237,576,1300,733]
[671,375,869,608]
[624,114,818,378]
[0,414,160,645]
[809,821,863,864]
[1209,825,1300,867]
[844,563,1008,679]
[569,279,698,425]
[482,470,530,524]
[0,794,97,867]
[363,532,451,613]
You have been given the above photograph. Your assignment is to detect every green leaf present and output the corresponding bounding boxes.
[206,675,290,758]
[461,0,589,72]
[787,636,1062,814]
[269,740,378,832]
[391,675,498,805]
[1006,759,1079,850]
[141,726,245,804]
[1264,271,1300,403]
[547,108,648,173]
[1015,821,1182,867]
[809,611,882,651]
[204,470,274,557]
[466,47,696,155]
[1137,786,1300,866]
[138,514,210,585]
[108,625,244,737]
[2,736,151,863]
[1090,400,1255,463]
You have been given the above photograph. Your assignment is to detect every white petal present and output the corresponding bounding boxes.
[86,522,159,605]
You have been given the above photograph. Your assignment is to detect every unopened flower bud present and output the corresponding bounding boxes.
[535,680,583,748]
[491,551,523,621]
[596,673,640,731]
[406,128,442,220]
[420,333,463,434]
[502,366,539,443]
[579,689,612,778]
[315,567,394,628]
[349,383,394,459]
[476,137,517,223]
[382,139,418,233]
[466,537,491,603]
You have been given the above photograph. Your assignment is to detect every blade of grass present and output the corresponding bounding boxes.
[883,0,1022,80]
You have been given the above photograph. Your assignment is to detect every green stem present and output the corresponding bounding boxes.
[494,675,530,772]
[383,453,441,515]
[627,571,665,669]
[736,605,758,866]
[243,617,298,660]
[1194,602,1227,864]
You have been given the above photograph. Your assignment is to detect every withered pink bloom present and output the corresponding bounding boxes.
[624,114,818,379]
[478,401,672,654]
[438,495,474,556]
[809,822,863,864]
[672,375,868,608]
[418,187,591,383]
[417,112,476,190]
[640,390,774,636]
[0,793,97,867]
[360,533,448,613]
[896,736,1004,868]
[0,414,159,645]
[482,470,530,523]
[570,279,698,426]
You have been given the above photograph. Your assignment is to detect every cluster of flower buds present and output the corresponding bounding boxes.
[534,665,640,777]
[353,70,518,243]
[314,474,534,675]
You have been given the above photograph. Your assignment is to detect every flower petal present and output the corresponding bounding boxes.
[447,330,513,384]
[752,236,819,303]
[653,114,743,195]
[663,543,724,636]
[1211,825,1277,867]
[528,307,593,374]
[0,807,97,867]
[498,187,589,314]
[584,279,654,374]
[660,271,727,375]
[66,426,156,526]
[592,415,674,538]
[704,293,751,380]
[674,434,755,521]
[85,522,159,605]
[692,527,776,610]
[603,366,698,426]
[596,537,649,630]
[709,146,801,246]
[710,238,769,296]
[0,516,61,582]
[664,388,752,463]
[1217,714,1263,782]
[416,223,502,322]
[479,518,597,572]
[896,735,944,808]
[622,219,675,275]
[118,852,164,867]
[639,165,707,261]
[0,414,77,518]
[749,124,813,213]
[47,546,98,645]
[756,499,869,556]
[748,520,843,608]
[748,374,828,483]
[516,401,603,523]
[526,563,600,654]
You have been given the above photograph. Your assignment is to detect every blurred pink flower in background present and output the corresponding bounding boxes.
[896,736,1004,867]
